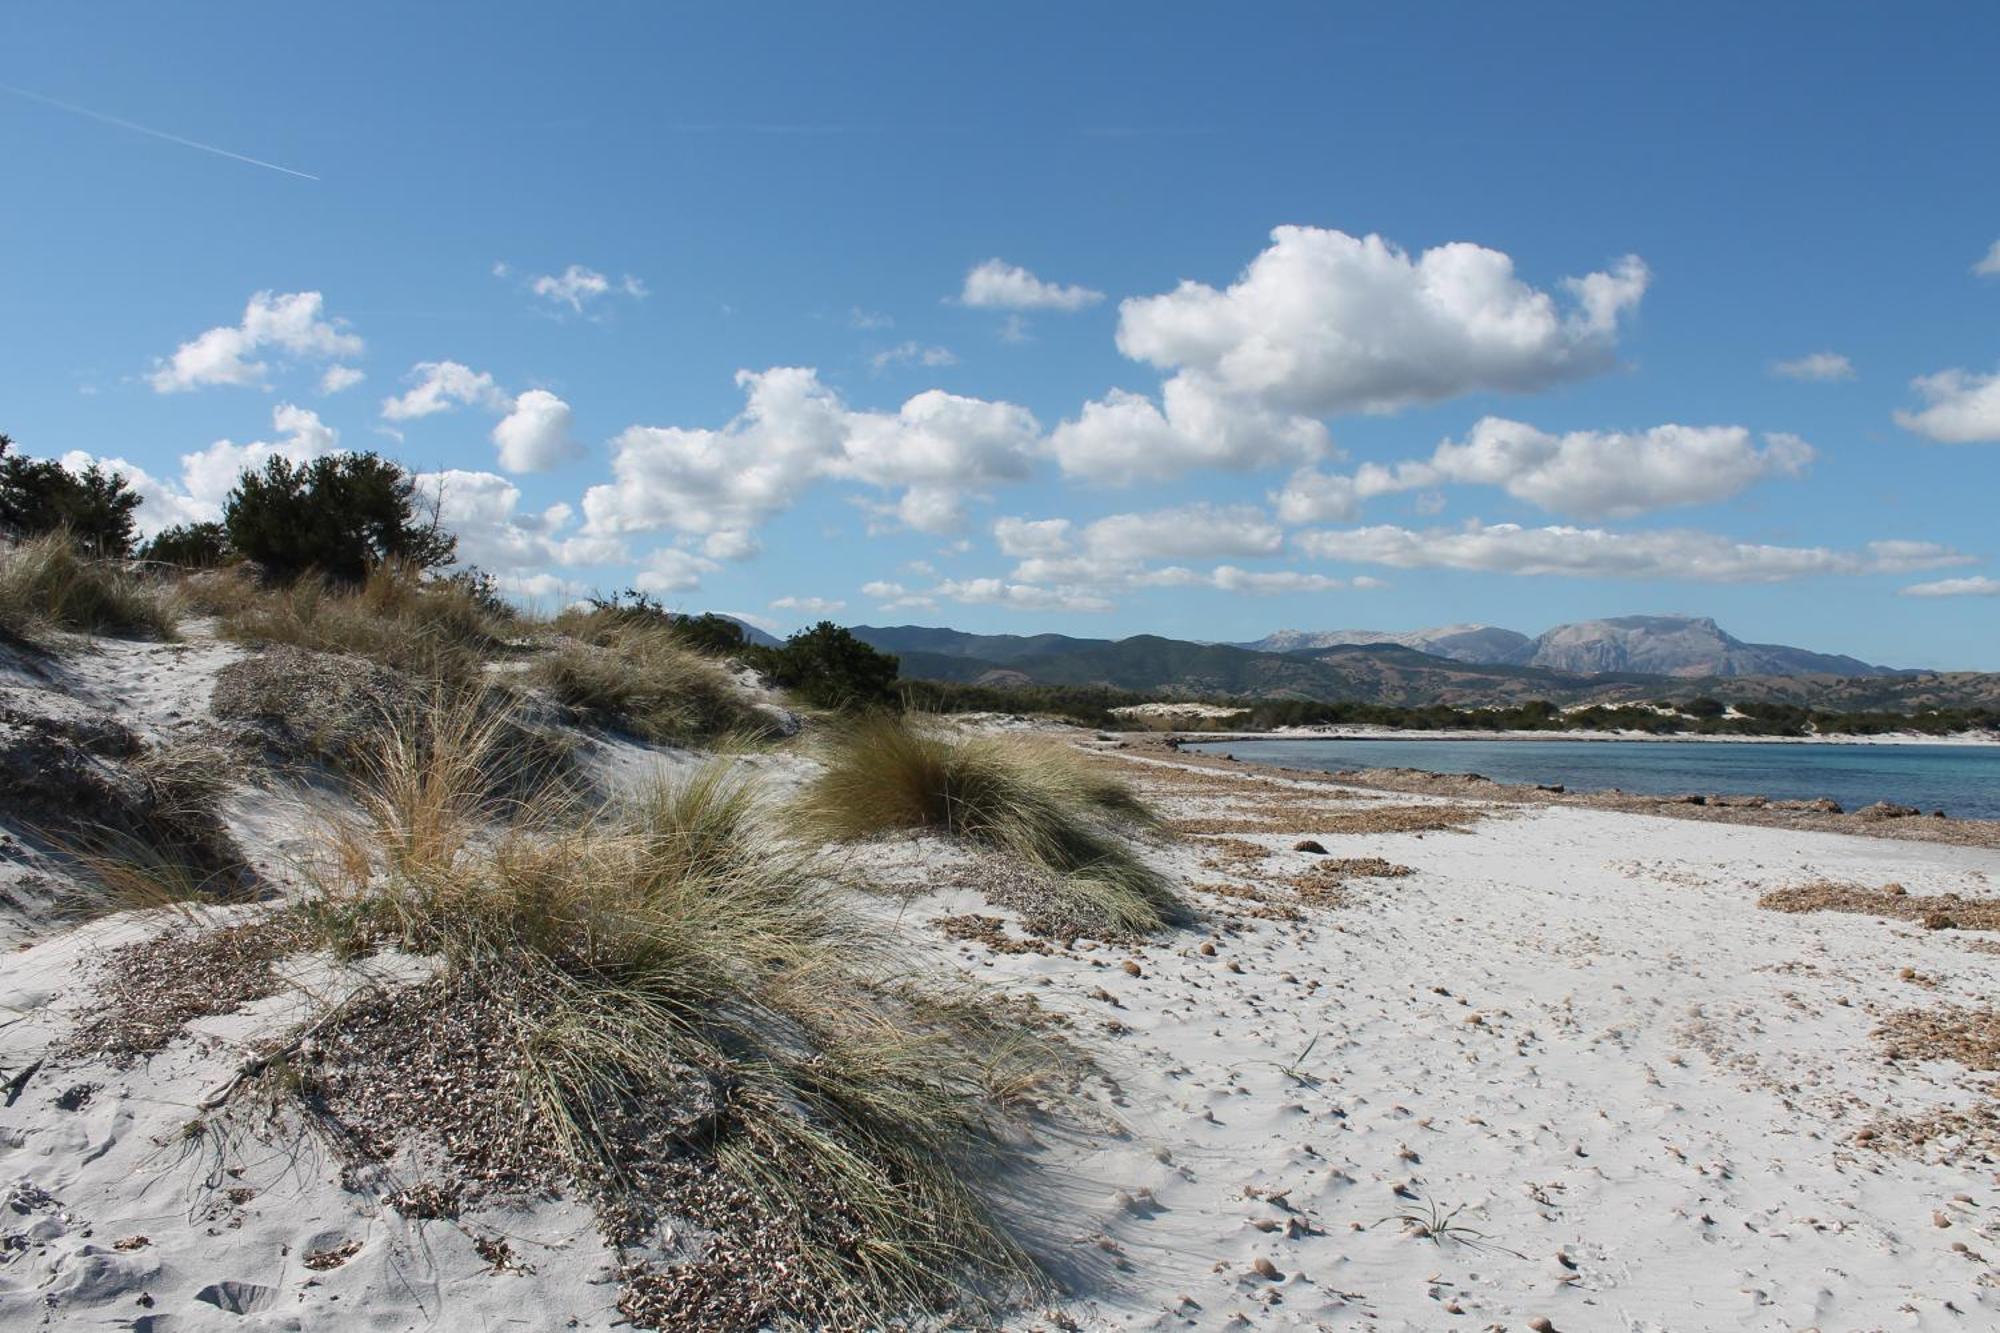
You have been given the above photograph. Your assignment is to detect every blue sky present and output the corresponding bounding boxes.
[4,2,1998,667]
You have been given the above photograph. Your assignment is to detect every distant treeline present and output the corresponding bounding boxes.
[1237,697,2000,737]
[892,675,2000,737]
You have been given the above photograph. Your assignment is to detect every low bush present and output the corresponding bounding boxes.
[530,623,768,745]
[293,706,1066,1329]
[0,532,178,641]
[220,564,502,686]
[139,521,231,568]
[796,713,1186,937]
[750,621,899,711]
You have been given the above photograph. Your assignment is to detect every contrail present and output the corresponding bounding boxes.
[0,82,318,180]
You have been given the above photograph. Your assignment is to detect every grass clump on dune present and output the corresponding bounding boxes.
[219,563,504,686]
[529,621,769,745]
[0,532,179,642]
[797,712,1189,938]
[290,701,1064,1330]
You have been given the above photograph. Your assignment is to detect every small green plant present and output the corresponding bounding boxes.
[1372,1194,1524,1255]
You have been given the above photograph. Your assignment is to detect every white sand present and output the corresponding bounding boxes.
[5,635,1999,1328]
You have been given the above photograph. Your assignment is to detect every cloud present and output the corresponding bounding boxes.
[319,365,365,394]
[850,307,894,330]
[932,577,1114,613]
[526,264,648,314]
[1273,419,1811,522]
[634,547,719,593]
[1771,352,1854,382]
[492,388,582,471]
[959,259,1105,312]
[1894,365,2000,443]
[1901,575,2000,598]
[1207,565,1376,595]
[66,403,340,536]
[1272,468,1364,524]
[1077,503,1282,563]
[583,367,1041,541]
[1051,378,1331,485]
[701,529,760,561]
[149,291,363,392]
[1974,241,2000,277]
[1115,226,1647,419]
[770,595,847,615]
[1294,521,1970,583]
[381,361,509,421]
[992,516,1074,557]
[413,469,620,575]
[870,341,958,371]
[1395,418,1812,519]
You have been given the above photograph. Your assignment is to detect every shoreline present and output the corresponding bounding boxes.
[1178,725,2000,747]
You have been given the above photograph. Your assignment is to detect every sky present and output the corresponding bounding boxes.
[3,2,1998,668]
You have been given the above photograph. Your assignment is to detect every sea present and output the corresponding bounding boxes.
[1179,736,2000,820]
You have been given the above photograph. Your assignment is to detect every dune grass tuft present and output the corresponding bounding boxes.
[797,712,1189,938]
[0,532,179,641]
[292,701,1065,1329]
[528,622,769,745]
[220,563,502,685]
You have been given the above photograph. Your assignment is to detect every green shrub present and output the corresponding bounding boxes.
[224,451,456,584]
[754,621,899,710]
[140,521,230,568]
[0,434,142,556]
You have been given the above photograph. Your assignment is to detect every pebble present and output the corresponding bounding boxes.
[1123,961,1143,977]
[1251,1256,1281,1280]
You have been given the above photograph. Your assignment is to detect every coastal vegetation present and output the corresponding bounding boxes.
[797,711,1189,937]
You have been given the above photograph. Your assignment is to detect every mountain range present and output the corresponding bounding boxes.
[845,615,1999,711]
[1237,614,1897,678]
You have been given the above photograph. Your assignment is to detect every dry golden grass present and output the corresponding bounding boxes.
[286,700,1071,1328]
[220,564,503,685]
[0,533,179,641]
[526,623,767,745]
[796,713,1189,938]
[1757,881,2000,931]
[1170,803,1482,837]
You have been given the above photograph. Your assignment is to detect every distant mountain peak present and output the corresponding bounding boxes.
[1243,614,1897,679]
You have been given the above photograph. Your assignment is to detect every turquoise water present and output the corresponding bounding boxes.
[1181,737,2000,820]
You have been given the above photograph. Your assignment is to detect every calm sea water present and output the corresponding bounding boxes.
[1180,737,2000,820]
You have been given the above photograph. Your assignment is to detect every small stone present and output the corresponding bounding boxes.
[1123,961,1143,977]
[1199,941,1217,956]
[1293,839,1327,854]
[1528,1319,1557,1333]
[1934,1210,1952,1228]
[1251,1256,1281,1280]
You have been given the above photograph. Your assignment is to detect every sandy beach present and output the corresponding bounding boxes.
[6,652,1999,1329]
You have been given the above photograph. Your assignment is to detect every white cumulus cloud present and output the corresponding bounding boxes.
[492,389,582,472]
[381,361,510,421]
[1051,377,1331,485]
[1115,226,1647,419]
[319,365,365,395]
[1974,241,2000,277]
[959,259,1104,312]
[1894,365,2000,443]
[1294,521,1969,583]
[870,341,959,371]
[149,291,363,393]
[583,367,1041,541]
[1771,352,1854,382]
